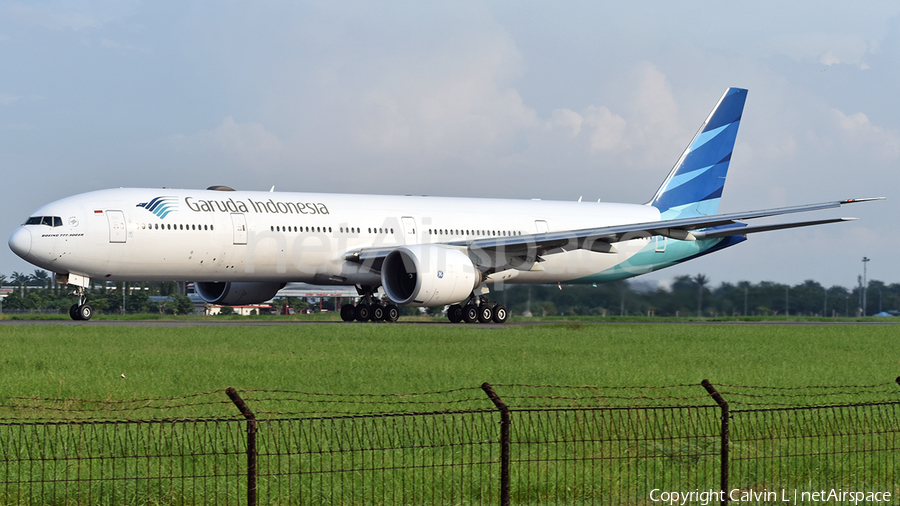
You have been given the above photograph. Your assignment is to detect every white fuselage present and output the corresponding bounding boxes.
[10,187,717,287]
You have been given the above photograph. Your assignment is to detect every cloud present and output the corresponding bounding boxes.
[2,0,139,32]
[169,117,286,171]
[771,32,873,68]
[582,106,629,153]
[349,31,539,158]
[539,64,684,162]
[5,2,99,31]
[100,38,148,53]
[830,109,900,160]
[0,94,23,105]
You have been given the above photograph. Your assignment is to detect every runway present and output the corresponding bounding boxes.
[0,318,897,327]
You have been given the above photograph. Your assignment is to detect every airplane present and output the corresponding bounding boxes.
[7,87,882,322]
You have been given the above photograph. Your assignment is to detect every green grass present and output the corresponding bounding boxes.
[0,323,897,410]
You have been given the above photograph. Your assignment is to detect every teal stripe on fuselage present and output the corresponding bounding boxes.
[571,236,736,284]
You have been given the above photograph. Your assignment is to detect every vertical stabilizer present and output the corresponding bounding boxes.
[650,87,747,220]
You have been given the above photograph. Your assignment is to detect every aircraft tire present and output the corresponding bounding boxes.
[69,304,80,320]
[447,304,463,323]
[384,305,399,322]
[340,304,355,322]
[372,305,385,322]
[77,304,93,321]
[492,305,508,323]
[462,304,479,324]
[354,304,371,322]
[477,305,493,323]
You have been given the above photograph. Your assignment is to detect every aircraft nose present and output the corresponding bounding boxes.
[8,227,32,259]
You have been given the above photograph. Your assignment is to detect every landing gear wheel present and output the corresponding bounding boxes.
[77,305,93,321]
[478,305,493,323]
[447,304,463,323]
[492,305,508,323]
[69,304,80,321]
[385,305,400,323]
[371,305,385,322]
[354,304,371,322]
[462,304,479,324]
[340,304,355,322]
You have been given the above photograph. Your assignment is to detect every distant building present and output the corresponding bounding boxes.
[206,304,273,316]
[186,283,358,314]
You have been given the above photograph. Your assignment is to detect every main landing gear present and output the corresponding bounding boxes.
[340,285,400,323]
[68,287,93,321]
[447,294,508,324]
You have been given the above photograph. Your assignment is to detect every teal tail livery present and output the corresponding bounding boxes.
[8,87,882,323]
[650,87,747,220]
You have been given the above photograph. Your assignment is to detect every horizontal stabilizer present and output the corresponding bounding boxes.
[692,218,856,239]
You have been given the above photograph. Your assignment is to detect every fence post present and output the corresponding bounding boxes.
[701,380,729,506]
[227,387,258,506]
[481,383,510,506]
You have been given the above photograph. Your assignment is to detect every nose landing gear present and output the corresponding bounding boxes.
[68,287,93,321]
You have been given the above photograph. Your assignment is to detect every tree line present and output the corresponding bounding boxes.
[0,270,194,315]
[494,275,899,317]
[1,269,897,317]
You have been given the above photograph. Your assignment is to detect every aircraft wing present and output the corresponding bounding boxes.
[344,198,881,273]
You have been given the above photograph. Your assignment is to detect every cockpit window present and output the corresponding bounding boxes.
[25,216,63,227]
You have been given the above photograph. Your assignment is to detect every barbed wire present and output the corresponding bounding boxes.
[0,381,896,421]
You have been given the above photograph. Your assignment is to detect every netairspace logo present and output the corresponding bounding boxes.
[649,488,893,505]
[136,197,178,219]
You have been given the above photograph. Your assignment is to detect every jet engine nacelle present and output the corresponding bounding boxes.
[194,281,286,305]
[381,245,480,307]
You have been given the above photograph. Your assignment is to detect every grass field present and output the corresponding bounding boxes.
[0,321,897,504]
[0,321,897,411]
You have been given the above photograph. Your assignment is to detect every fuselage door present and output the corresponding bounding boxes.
[534,220,549,234]
[107,210,127,243]
[231,213,248,245]
[401,217,418,245]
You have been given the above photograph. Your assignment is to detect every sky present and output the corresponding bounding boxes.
[1,1,899,290]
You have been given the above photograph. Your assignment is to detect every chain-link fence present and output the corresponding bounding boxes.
[0,380,897,505]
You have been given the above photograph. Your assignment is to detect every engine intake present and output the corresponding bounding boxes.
[194,281,286,305]
[381,245,480,307]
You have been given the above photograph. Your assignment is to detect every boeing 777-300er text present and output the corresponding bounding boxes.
[7,88,882,322]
